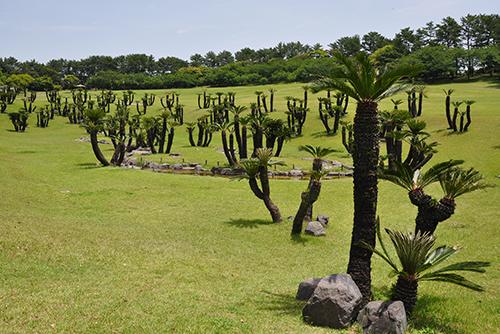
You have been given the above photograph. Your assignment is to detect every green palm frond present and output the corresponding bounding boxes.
[419,273,485,292]
[386,229,435,279]
[239,159,260,178]
[82,108,106,132]
[378,161,415,191]
[439,167,492,199]
[368,226,489,291]
[255,148,285,167]
[379,160,464,191]
[443,89,455,96]
[299,145,337,159]
[311,52,419,102]
[230,105,247,115]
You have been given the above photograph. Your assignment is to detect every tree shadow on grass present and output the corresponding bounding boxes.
[257,290,304,316]
[290,234,311,245]
[224,218,274,229]
[311,130,335,139]
[409,295,462,334]
[76,162,101,169]
[483,76,500,89]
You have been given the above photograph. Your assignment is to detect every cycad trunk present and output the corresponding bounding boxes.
[409,189,455,235]
[291,179,321,235]
[445,96,453,129]
[259,165,282,223]
[393,276,418,315]
[221,130,235,166]
[451,108,459,131]
[347,101,379,305]
[110,141,125,166]
[464,105,472,131]
[89,131,109,166]
[240,126,248,159]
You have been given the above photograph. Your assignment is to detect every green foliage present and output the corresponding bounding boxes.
[311,52,420,102]
[6,74,34,91]
[364,223,489,291]
[439,167,492,199]
[379,160,464,191]
[299,145,337,159]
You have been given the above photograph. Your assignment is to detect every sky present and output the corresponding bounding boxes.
[1,0,498,63]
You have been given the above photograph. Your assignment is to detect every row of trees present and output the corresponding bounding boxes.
[2,44,498,92]
[1,14,498,90]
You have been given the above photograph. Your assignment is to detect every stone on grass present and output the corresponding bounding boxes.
[357,301,407,334]
[316,215,329,227]
[302,274,362,328]
[289,169,304,177]
[296,278,321,301]
[305,221,326,236]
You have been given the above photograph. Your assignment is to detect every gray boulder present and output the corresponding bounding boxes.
[316,215,329,227]
[296,278,321,301]
[302,274,362,328]
[305,221,326,236]
[172,163,183,170]
[289,169,304,177]
[357,301,407,334]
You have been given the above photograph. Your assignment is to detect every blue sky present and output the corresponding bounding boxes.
[1,0,498,62]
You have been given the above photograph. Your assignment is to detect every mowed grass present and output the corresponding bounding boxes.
[0,80,499,333]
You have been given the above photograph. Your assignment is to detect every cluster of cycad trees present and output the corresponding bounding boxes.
[308,52,489,312]
[310,52,420,303]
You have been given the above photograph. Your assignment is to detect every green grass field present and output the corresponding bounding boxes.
[0,80,499,333]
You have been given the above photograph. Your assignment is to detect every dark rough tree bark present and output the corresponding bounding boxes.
[89,131,110,166]
[291,145,336,235]
[443,89,454,129]
[347,101,380,304]
[240,148,282,223]
[311,52,418,305]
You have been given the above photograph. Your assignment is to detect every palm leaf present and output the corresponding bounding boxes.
[419,273,485,292]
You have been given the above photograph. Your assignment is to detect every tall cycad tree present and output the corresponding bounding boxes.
[216,121,236,167]
[239,148,284,223]
[311,52,419,303]
[82,108,109,166]
[230,105,247,159]
[291,145,336,235]
[443,89,454,129]
[363,224,489,315]
[463,100,475,132]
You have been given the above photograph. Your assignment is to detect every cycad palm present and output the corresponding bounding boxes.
[291,146,336,235]
[311,51,419,303]
[363,223,489,314]
[443,89,454,129]
[82,108,109,166]
[239,148,284,223]
[380,161,489,235]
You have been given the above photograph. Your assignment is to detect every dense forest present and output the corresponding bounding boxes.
[1,14,498,90]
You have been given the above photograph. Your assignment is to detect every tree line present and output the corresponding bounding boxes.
[0,14,498,91]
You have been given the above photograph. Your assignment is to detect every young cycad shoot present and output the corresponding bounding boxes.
[362,221,490,315]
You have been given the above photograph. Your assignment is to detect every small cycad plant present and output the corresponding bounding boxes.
[239,148,284,223]
[363,220,489,315]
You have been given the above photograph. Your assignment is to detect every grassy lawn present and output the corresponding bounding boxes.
[0,80,498,333]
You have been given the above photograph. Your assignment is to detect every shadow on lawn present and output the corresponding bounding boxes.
[224,218,274,229]
[410,295,462,334]
[258,290,304,316]
[76,162,101,169]
[290,234,311,245]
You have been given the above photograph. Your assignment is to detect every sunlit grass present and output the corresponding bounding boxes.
[0,80,498,333]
